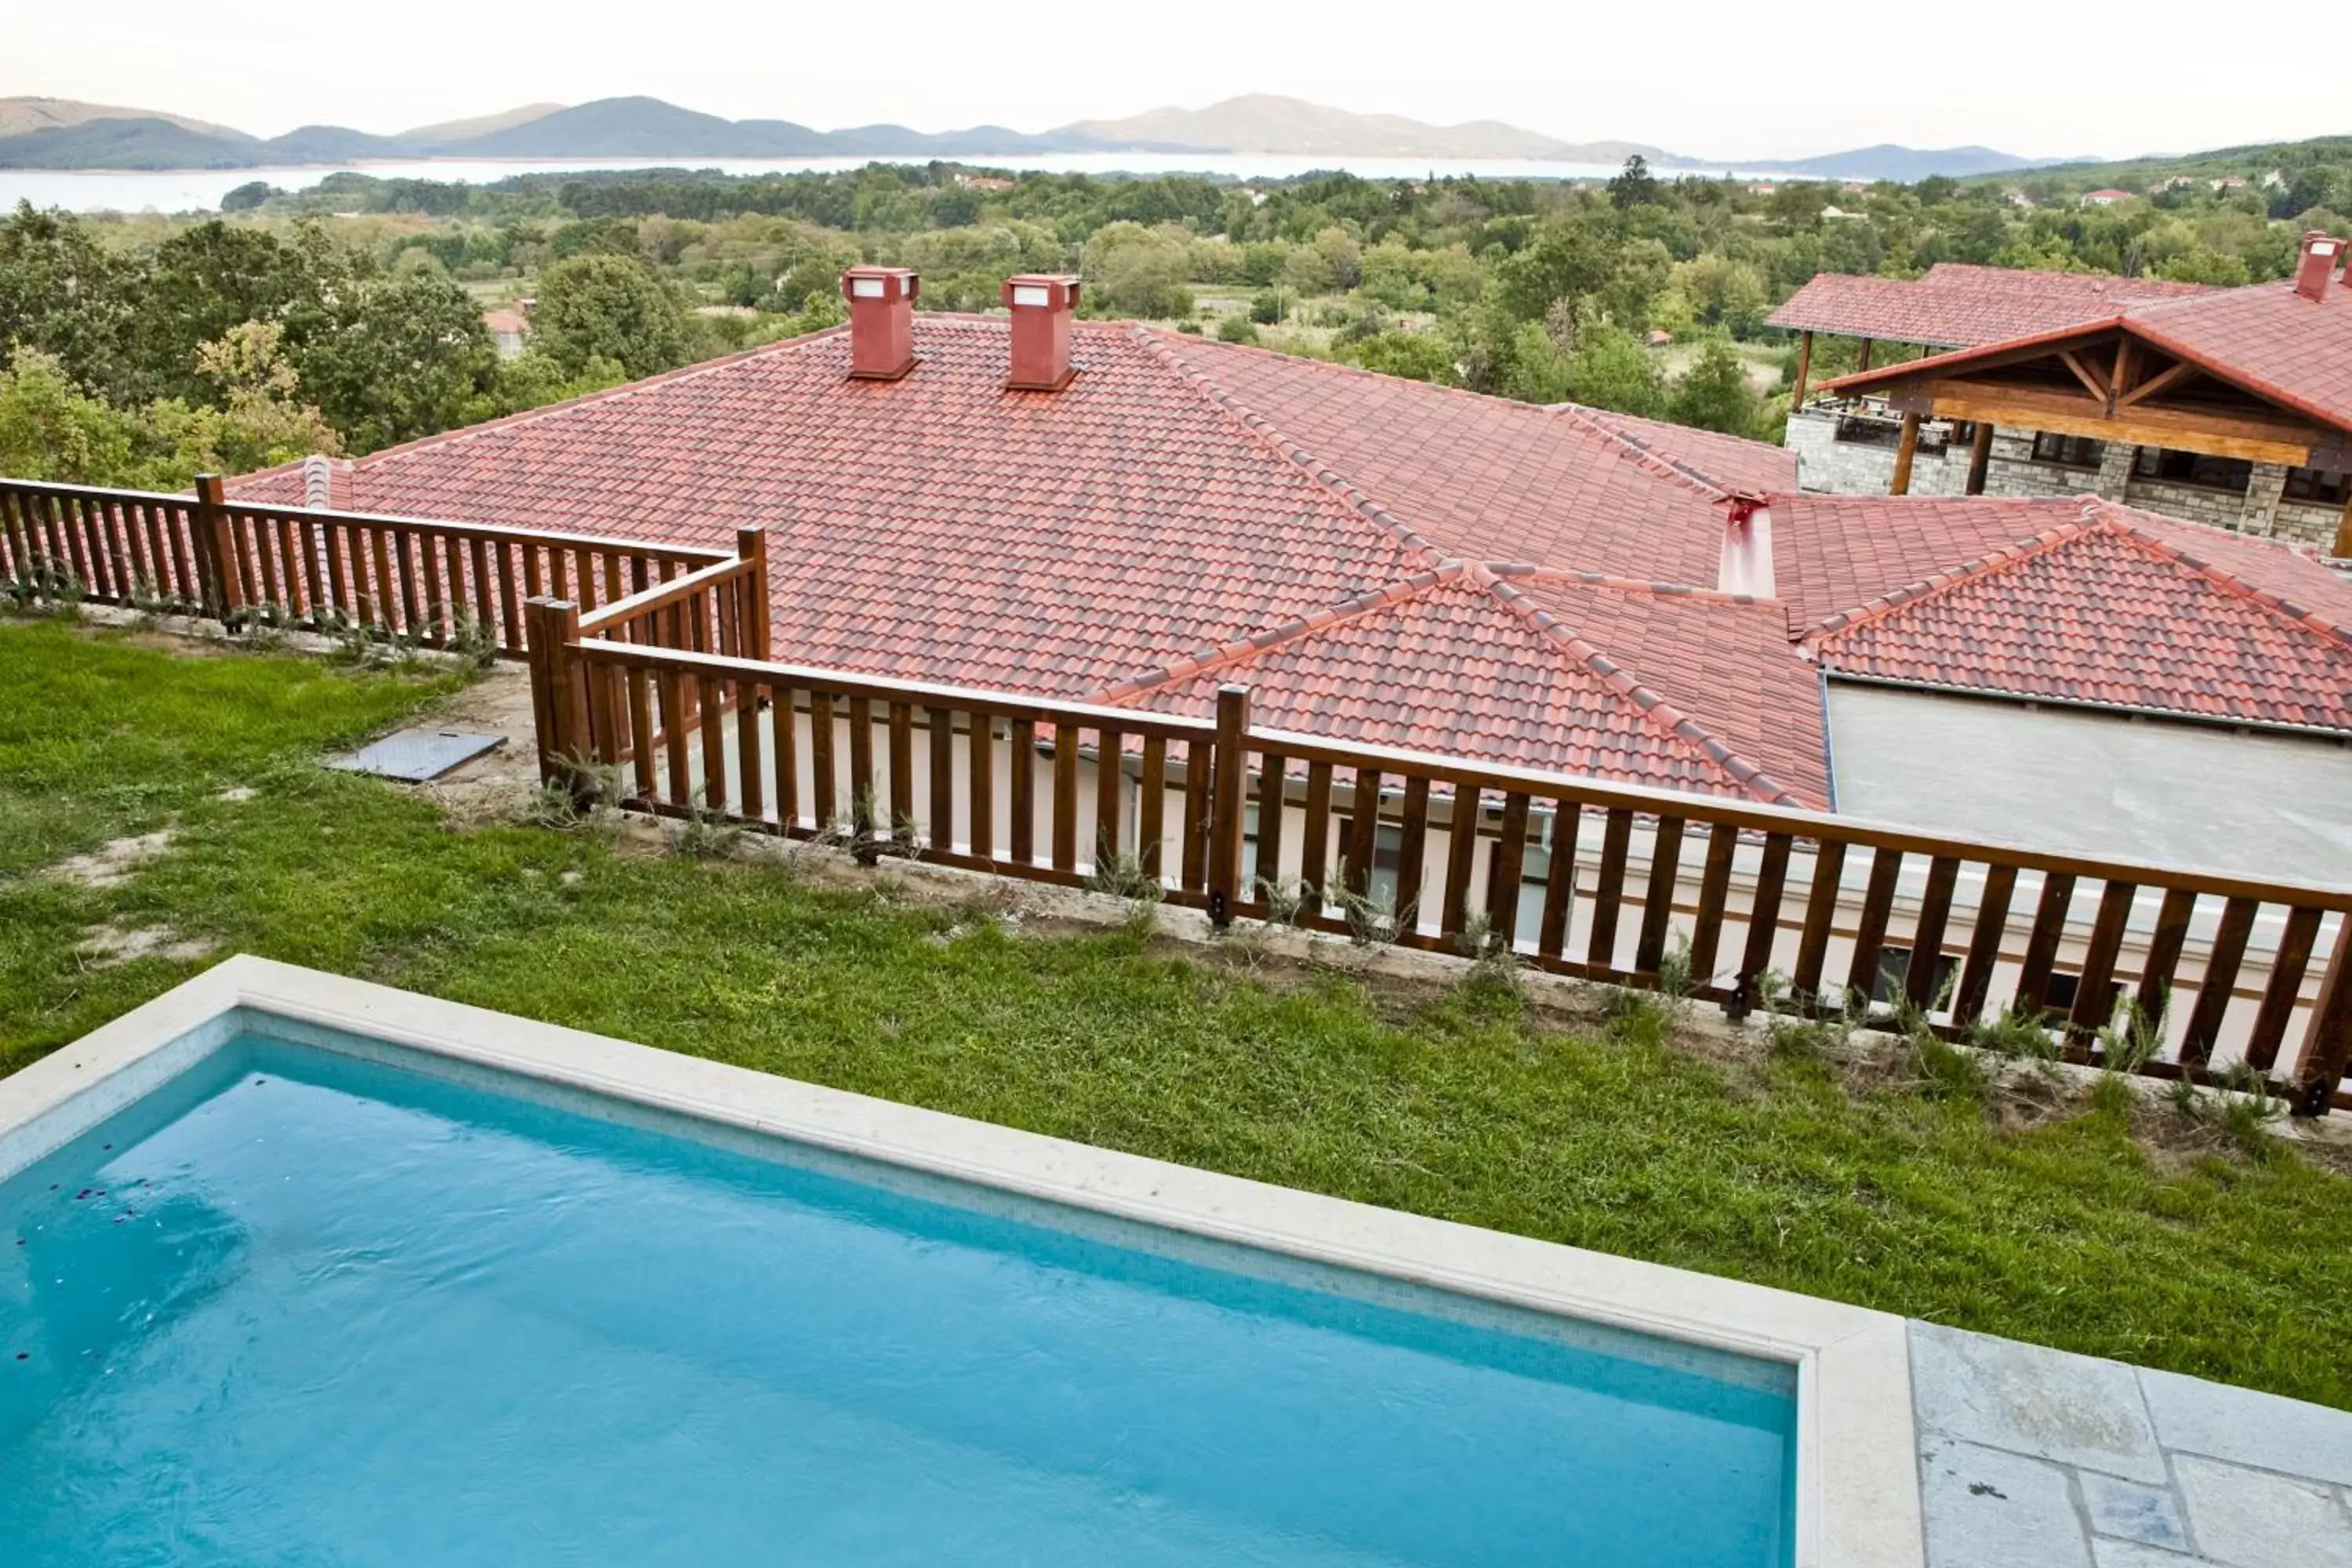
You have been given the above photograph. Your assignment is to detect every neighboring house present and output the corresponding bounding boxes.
[227,267,2352,882]
[483,309,529,360]
[1773,242,2352,554]
[2081,188,2132,207]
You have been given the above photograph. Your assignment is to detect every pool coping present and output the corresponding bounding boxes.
[0,955,1926,1567]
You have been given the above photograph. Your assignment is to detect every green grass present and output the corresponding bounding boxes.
[5,615,2350,1410]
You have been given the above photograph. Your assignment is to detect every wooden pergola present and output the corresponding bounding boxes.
[1821,321,2352,550]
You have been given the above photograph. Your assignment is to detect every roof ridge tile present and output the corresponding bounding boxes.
[1131,327,1446,569]
[1476,567,1805,805]
[1087,568,1461,705]
[1548,404,1731,501]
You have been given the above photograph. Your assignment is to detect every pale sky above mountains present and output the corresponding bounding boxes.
[5,0,2338,161]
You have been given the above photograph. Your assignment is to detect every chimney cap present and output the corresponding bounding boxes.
[1002,274,1080,311]
[841,266,919,304]
[2294,231,2341,303]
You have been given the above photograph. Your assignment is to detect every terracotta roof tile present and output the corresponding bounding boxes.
[1767,263,2216,347]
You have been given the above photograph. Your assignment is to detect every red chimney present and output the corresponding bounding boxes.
[1002,274,1080,391]
[2293,232,2340,303]
[840,266,918,379]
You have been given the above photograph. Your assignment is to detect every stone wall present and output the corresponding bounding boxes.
[1785,407,2347,550]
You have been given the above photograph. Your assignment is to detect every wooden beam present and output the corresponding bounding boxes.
[1856,338,1873,373]
[1890,410,1922,495]
[1965,419,1994,495]
[1792,330,1813,405]
[2060,350,2111,404]
[1922,380,2320,466]
[2336,492,2352,560]
[2117,357,2200,408]
[2106,338,2135,416]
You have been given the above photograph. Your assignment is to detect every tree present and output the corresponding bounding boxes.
[1668,336,1763,437]
[1492,218,1617,322]
[1564,321,1667,417]
[220,181,278,212]
[288,268,497,452]
[1608,155,1661,210]
[1342,331,1457,386]
[0,349,140,484]
[531,253,693,381]
[0,204,137,402]
[1081,222,1194,318]
[1281,227,1363,294]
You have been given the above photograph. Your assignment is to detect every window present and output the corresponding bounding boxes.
[2132,447,2252,492]
[2284,466,2352,506]
[1833,415,1903,448]
[2038,971,2122,1025]
[1869,946,1958,1006]
[2031,433,2103,468]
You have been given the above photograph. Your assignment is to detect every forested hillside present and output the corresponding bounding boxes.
[3,156,2343,488]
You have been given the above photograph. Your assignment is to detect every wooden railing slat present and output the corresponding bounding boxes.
[1687,823,1740,989]
[1345,768,1383,899]
[1137,734,1166,877]
[971,710,996,862]
[928,705,956,855]
[1299,760,1334,900]
[810,692,838,829]
[1010,719,1037,867]
[1905,855,1963,1009]
[1395,775,1432,932]
[1793,840,1848,1007]
[627,667,656,797]
[735,681,764,822]
[769,686,800,832]
[1635,815,1686,975]
[1441,786,1483,941]
[1253,752,1286,892]
[2183,896,2259,1067]
[1737,831,1793,997]
[2069,880,2140,1045]
[889,702,915,845]
[2136,887,2199,1027]
[1953,863,2018,1027]
[1586,808,1635,973]
[2247,906,2324,1072]
[1051,723,1079,873]
[2013,872,2078,1021]
[1537,801,1582,961]
[848,697,876,836]
[1094,726,1123,868]
[1845,848,1904,1005]
[1488,791,1532,947]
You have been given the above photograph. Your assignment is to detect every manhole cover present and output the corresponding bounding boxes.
[330,730,506,783]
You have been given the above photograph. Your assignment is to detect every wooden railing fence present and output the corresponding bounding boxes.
[7,473,2346,1117]
[525,580,2352,1120]
[0,475,730,655]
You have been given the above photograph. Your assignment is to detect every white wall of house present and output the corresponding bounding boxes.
[1825,682,2352,887]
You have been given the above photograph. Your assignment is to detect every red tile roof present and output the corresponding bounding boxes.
[227,307,2352,804]
[1811,267,2352,435]
[1767,263,2216,348]
[1803,506,2352,733]
[233,315,1820,804]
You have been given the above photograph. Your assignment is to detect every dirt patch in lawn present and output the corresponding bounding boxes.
[47,829,174,888]
[76,922,216,967]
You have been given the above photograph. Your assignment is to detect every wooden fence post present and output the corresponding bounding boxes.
[1207,684,1251,926]
[524,597,587,798]
[2292,914,2352,1118]
[192,473,240,619]
[735,525,771,664]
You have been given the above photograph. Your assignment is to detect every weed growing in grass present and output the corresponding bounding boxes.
[1967,1003,2061,1065]
[2216,1062,2286,1159]
[1331,878,1412,952]
[673,790,746,860]
[439,608,501,671]
[1088,846,1163,904]
[1909,1034,1992,1105]
[1253,876,1315,929]
[1655,930,1696,1004]
[5,557,84,615]
[1766,979,1863,1062]
[2096,997,2169,1076]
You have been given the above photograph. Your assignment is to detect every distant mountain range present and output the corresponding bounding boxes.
[0,92,2058,182]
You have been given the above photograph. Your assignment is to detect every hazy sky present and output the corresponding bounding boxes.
[7,0,2339,161]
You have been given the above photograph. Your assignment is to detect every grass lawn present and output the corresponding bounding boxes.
[4,615,2350,1410]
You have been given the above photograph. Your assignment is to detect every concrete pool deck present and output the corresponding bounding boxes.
[4,956,2347,1567]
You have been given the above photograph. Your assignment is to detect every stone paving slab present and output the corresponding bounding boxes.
[1911,1322,2352,1568]
[1920,1437,2092,1568]
[2140,1365,2352,1488]
[1911,1322,2167,1483]
[2173,1454,2352,1568]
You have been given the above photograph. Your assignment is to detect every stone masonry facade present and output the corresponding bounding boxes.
[1785,407,2344,549]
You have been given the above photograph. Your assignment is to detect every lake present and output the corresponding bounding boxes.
[2,152,1798,214]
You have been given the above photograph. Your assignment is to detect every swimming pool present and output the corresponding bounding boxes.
[0,960,1924,1566]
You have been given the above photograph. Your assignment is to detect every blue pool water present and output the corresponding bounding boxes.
[0,1031,1795,1565]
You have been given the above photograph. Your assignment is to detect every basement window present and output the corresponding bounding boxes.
[2133,448,2252,493]
[2030,433,2104,469]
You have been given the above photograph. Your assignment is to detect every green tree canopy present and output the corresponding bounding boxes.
[531,253,694,381]
[1667,336,1764,437]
